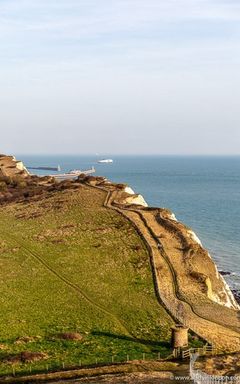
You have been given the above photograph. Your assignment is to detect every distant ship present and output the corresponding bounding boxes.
[98,159,113,163]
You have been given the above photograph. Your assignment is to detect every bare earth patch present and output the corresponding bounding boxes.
[57,332,84,341]
[5,351,48,364]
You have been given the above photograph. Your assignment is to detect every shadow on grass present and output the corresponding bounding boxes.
[91,331,170,351]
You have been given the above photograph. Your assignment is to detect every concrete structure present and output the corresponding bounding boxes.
[171,324,189,349]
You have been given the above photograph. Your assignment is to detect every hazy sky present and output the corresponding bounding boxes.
[1,0,240,155]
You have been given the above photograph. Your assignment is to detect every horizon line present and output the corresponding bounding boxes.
[14,153,240,157]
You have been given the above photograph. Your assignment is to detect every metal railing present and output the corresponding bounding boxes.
[173,345,214,359]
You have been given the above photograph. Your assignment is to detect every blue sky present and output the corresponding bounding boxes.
[1,0,240,154]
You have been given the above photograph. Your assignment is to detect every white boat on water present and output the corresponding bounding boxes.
[98,159,113,163]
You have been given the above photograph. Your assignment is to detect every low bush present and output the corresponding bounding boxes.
[0,181,7,191]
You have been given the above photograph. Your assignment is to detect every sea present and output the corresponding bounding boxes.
[18,155,240,292]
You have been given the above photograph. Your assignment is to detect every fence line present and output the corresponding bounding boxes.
[0,351,165,379]
[173,345,214,359]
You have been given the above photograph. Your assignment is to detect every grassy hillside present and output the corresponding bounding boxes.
[0,183,174,375]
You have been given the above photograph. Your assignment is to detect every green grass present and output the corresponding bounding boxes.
[0,185,174,376]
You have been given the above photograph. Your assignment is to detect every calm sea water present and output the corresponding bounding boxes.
[18,155,240,290]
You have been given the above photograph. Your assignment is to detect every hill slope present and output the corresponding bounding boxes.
[0,181,174,374]
[1,155,240,378]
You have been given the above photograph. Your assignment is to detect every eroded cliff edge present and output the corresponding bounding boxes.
[83,175,240,353]
[0,154,29,178]
[85,176,239,312]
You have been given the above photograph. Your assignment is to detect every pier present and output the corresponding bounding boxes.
[27,165,61,171]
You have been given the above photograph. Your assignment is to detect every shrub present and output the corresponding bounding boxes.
[0,181,7,191]
[23,191,30,199]
[11,176,25,187]
[0,176,12,185]
[18,181,27,189]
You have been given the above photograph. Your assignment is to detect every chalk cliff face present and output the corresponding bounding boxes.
[123,187,148,207]
[159,209,239,310]
[94,180,239,311]
[109,186,148,207]
[0,155,29,177]
[93,179,239,311]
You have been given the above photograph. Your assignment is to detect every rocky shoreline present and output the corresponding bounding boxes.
[219,271,240,305]
[232,290,240,305]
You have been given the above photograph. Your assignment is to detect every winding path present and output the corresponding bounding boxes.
[2,180,240,353]
[0,227,132,337]
[91,183,240,353]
